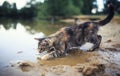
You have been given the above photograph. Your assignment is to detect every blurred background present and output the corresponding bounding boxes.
[0,0,120,34]
[0,0,120,19]
[0,0,120,76]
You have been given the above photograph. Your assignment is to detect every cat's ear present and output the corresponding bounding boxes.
[34,38,45,41]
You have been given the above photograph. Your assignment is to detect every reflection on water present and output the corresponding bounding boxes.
[0,19,66,35]
[0,19,69,67]
[0,23,37,67]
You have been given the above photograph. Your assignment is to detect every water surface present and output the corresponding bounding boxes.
[0,19,68,67]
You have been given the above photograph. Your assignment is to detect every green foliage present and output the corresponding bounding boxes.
[82,0,95,14]
[11,3,18,18]
[37,2,49,19]
[0,1,37,19]
[37,0,83,18]
[72,0,83,14]
[20,6,37,19]
[62,0,80,17]
[0,1,11,17]
[1,0,119,19]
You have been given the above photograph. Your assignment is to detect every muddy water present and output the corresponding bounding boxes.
[39,52,95,66]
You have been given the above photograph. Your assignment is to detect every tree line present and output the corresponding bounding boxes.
[0,0,120,19]
[37,0,95,19]
[0,1,37,19]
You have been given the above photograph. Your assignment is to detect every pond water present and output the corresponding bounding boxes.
[0,19,66,67]
[0,23,37,66]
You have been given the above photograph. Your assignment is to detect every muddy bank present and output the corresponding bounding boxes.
[6,46,120,76]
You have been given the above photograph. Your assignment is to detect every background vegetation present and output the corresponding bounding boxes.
[0,0,120,20]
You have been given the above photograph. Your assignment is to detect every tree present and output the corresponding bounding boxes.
[19,0,37,19]
[72,0,83,14]
[0,0,37,19]
[63,0,80,17]
[37,0,82,24]
[82,0,95,14]
[37,2,49,19]
[1,1,11,17]
[10,3,18,18]
[42,0,81,18]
